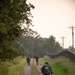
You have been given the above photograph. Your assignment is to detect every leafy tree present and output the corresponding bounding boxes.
[0,46,18,61]
[43,35,62,53]
[54,42,62,53]
[0,0,34,60]
[18,35,62,57]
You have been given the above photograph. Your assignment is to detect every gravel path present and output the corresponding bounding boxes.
[37,65,43,75]
[23,58,32,75]
[23,65,31,75]
[23,58,43,75]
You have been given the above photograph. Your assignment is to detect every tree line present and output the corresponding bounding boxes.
[0,0,63,61]
[18,35,63,57]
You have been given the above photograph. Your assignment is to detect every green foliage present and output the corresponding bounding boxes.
[50,57,75,75]
[0,56,26,75]
[39,58,46,65]
[8,56,26,75]
[52,62,68,75]
[0,0,34,60]
[18,35,62,57]
[43,35,62,53]
[13,41,27,56]
[39,57,75,75]
[0,46,19,61]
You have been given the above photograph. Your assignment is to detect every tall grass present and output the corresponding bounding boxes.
[0,56,26,75]
[8,56,26,75]
[1,56,75,75]
[49,57,75,75]
[39,57,75,75]
[0,62,8,75]
[39,57,46,65]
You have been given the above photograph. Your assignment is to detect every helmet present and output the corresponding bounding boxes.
[45,61,49,64]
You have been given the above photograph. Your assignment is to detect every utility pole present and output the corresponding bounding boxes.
[69,26,75,49]
[69,26,75,62]
[60,37,66,48]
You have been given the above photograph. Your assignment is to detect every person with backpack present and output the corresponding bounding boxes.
[41,61,53,75]
[34,55,39,65]
[26,56,31,65]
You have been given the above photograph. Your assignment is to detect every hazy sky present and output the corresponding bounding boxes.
[27,0,75,48]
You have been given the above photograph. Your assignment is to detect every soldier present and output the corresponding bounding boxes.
[26,56,31,65]
[41,62,53,75]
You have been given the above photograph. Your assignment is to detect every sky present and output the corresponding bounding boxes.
[27,0,75,48]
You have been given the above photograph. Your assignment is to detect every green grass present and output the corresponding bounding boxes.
[39,56,51,65]
[52,61,68,75]
[0,62,9,75]
[0,56,26,75]
[8,56,26,75]
[50,57,75,75]
[0,56,75,75]
[39,57,75,75]
[39,57,46,65]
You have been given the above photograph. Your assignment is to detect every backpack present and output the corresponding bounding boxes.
[43,65,51,74]
[27,57,30,62]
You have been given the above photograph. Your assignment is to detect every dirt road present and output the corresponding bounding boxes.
[37,65,43,75]
[23,65,31,75]
[23,58,42,75]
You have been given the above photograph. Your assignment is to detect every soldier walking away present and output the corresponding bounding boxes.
[34,55,39,65]
[41,61,53,75]
[26,56,31,65]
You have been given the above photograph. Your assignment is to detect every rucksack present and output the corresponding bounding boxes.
[43,65,51,74]
[27,57,30,62]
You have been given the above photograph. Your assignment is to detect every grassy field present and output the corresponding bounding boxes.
[0,56,26,75]
[0,56,75,75]
[51,57,75,75]
[39,56,75,75]
[0,62,8,75]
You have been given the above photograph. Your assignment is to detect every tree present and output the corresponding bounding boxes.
[0,0,34,60]
[18,35,62,57]
[42,35,62,54]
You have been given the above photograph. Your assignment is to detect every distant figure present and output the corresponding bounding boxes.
[34,55,39,65]
[41,62,53,75]
[26,56,31,65]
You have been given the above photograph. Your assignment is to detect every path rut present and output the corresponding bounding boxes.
[37,65,43,75]
[23,58,42,75]
[23,65,31,75]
